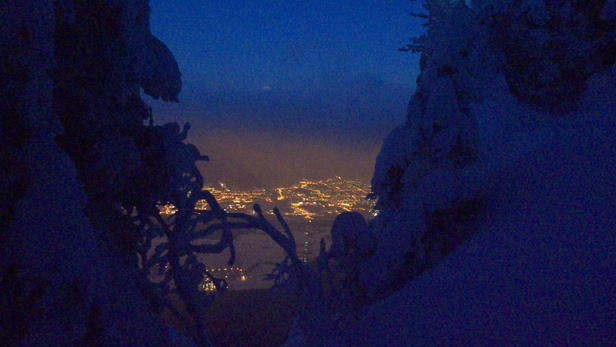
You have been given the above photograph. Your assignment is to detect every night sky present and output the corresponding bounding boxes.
[146,0,426,189]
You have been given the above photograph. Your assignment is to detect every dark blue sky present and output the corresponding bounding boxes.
[146,0,425,188]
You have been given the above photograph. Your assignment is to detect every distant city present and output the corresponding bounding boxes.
[160,176,377,220]
[157,177,377,290]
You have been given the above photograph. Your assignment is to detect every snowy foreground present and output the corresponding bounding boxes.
[2,1,615,345]
[338,68,616,346]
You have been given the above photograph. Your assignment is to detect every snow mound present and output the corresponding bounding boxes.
[345,67,616,346]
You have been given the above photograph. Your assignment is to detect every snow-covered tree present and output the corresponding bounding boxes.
[341,0,615,317]
[354,0,487,301]
[339,0,615,308]
[478,0,616,111]
[1,1,228,345]
[309,2,616,345]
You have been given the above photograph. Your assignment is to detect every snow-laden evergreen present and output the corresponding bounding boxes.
[344,62,616,346]
[321,0,616,345]
[360,0,487,300]
[1,0,190,344]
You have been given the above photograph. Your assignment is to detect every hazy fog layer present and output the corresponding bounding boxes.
[149,78,409,189]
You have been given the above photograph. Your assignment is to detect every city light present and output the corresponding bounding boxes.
[160,177,376,219]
